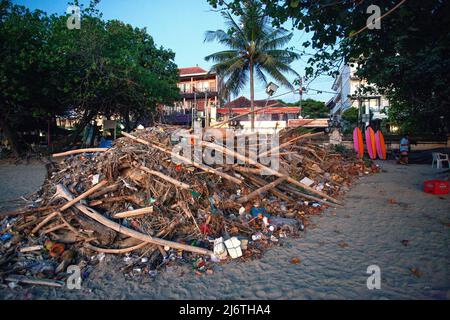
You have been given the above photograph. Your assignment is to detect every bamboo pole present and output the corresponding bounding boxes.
[241,172,293,203]
[19,245,44,253]
[59,180,108,211]
[31,211,60,235]
[84,242,148,254]
[259,132,325,158]
[6,275,64,288]
[140,166,190,190]
[52,148,109,157]
[237,177,286,204]
[113,207,154,219]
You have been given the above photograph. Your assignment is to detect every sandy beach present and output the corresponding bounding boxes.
[0,161,449,300]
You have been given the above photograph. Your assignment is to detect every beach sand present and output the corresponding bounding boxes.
[1,161,449,300]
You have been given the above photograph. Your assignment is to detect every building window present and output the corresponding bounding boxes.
[368,98,381,112]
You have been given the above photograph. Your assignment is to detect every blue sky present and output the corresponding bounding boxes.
[13,0,336,103]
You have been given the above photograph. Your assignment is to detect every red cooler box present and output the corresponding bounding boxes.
[424,180,449,195]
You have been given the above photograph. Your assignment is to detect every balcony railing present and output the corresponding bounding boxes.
[179,87,218,94]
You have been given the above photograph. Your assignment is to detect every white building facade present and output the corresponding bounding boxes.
[327,64,389,125]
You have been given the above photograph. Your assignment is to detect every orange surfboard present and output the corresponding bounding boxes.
[375,130,387,160]
[353,128,364,159]
[365,127,377,160]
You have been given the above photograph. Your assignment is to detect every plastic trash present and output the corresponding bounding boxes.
[91,174,100,185]
[0,233,12,242]
[299,221,305,231]
[213,237,227,259]
[240,239,248,250]
[239,207,246,216]
[251,232,263,241]
[208,197,218,214]
[99,138,113,148]
[190,190,201,198]
[210,254,221,263]
[97,252,106,262]
[315,183,324,192]
[224,237,242,259]
[250,206,270,218]
[8,282,18,289]
[300,177,315,187]
[49,243,65,257]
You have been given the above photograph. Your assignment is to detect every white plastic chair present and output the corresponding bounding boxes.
[432,152,450,169]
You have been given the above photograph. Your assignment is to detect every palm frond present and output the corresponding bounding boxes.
[260,30,294,51]
[205,50,240,63]
[255,65,268,85]
[204,30,245,50]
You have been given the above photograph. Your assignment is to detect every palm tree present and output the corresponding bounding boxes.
[205,0,300,130]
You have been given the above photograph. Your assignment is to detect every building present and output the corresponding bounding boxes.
[215,96,302,132]
[161,66,222,126]
[327,64,389,126]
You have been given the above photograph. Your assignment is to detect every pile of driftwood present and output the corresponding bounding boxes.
[0,125,378,287]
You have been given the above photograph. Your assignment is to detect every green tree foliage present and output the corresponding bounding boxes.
[0,0,179,156]
[208,0,450,135]
[204,0,300,129]
[341,107,359,134]
[283,98,329,118]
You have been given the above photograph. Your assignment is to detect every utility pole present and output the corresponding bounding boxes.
[205,91,209,128]
[299,77,303,118]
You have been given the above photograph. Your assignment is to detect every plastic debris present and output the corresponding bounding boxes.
[0,233,12,242]
[224,237,242,259]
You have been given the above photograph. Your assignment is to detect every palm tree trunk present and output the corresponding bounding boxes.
[249,60,255,131]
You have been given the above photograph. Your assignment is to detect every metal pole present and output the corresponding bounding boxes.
[205,91,209,128]
[299,77,303,118]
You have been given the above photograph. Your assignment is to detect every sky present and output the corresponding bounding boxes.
[13,0,336,103]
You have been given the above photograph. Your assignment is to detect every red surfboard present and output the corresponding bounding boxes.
[365,127,377,160]
[353,128,364,159]
[375,130,387,160]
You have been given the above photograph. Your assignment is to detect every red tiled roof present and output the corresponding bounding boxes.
[217,107,301,114]
[179,67,208,76]
[224,96,287,108]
